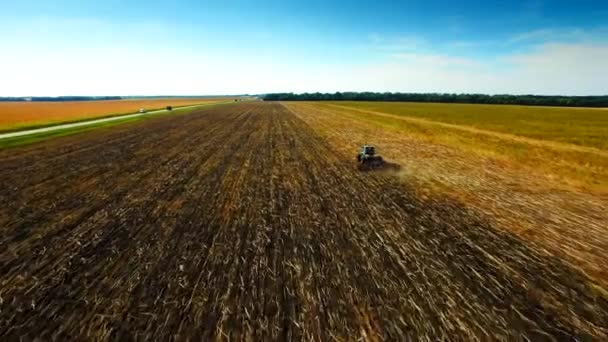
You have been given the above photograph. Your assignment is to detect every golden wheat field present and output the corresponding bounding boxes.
[0,98,229,130]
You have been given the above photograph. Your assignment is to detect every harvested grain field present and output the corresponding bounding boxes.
[0,102,607,340]
[0,98,230,131]
[283,101,608,288]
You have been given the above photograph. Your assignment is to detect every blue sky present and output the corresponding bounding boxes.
[1,0,607,96]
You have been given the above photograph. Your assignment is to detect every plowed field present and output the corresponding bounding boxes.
[0,102,606,340]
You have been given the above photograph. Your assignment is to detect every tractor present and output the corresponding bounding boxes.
[357,144,384,170]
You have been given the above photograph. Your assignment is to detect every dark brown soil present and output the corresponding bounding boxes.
[0,102,606,340]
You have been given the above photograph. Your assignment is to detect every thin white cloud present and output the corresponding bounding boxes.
[366,34,429,53]
[388,53,481,69]
[445,40,486,49]
[367,33,382,43]
[2,41,606,96]
[503,43,608,94]
[342,42,608,95]
[507,27,608,45]
[508,28,557,44]
[1,17,607,96]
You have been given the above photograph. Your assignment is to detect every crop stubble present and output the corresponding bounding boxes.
[0,102,606,340]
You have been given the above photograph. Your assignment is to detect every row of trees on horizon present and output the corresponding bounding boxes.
[262,92,608,107]
[3,93,607,107]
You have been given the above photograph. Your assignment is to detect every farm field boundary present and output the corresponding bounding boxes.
[0,102,606,339]
[0,101,235,148]
[292,102,608,193]
[0,98,236,132]
[283,101,608,290]
[326,103,608,156]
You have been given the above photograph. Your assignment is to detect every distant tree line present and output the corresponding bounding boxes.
[263,92,608,107]
[0,96,123,102]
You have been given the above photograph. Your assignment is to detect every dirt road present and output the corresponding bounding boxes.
[0,102,227,140]
[0,102,606,340]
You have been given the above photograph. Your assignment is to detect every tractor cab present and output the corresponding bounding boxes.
[361,145,376,156]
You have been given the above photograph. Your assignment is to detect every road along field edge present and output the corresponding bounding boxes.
[0,101,237,148]
[0,98,241,133]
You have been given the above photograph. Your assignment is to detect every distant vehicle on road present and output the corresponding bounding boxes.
[139,108,147,113]
[166,106,173,111]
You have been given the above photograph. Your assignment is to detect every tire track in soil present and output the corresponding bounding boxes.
[0,102,606,340]
[0,109,249,272]
[0,107,256,339]
[0,107,240,231]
